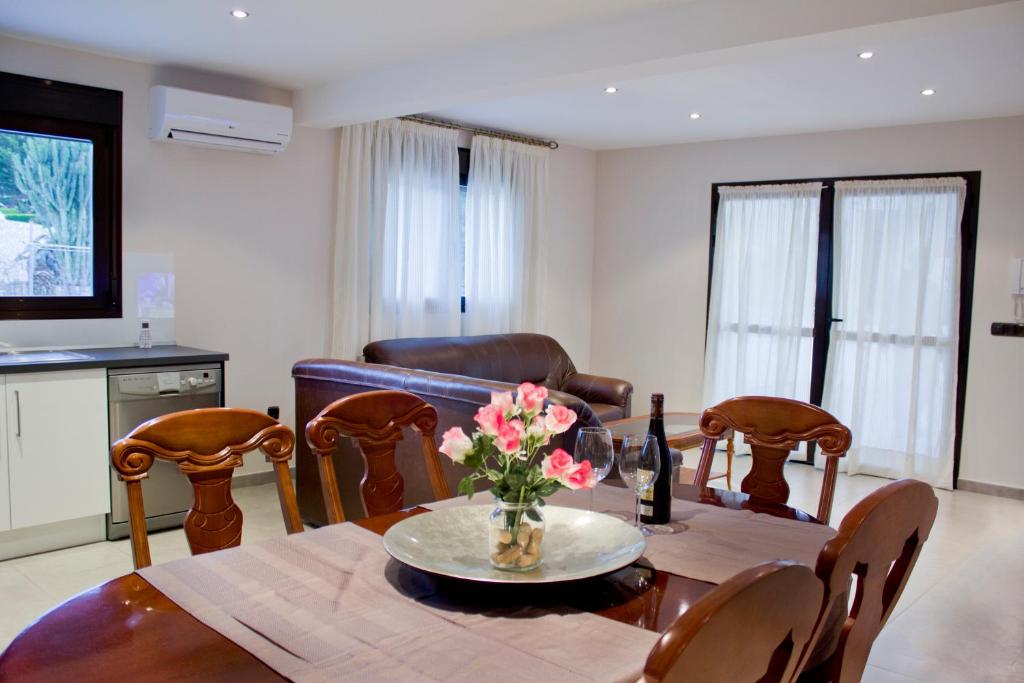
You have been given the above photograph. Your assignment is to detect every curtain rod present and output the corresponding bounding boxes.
[399,115,559,149]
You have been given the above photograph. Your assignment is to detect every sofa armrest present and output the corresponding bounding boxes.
[562,372,634,414]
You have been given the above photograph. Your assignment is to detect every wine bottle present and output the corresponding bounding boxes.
[639,393,672,525]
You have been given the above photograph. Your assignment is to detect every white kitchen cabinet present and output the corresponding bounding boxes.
[0,375,8,532]
[5,369,109,529]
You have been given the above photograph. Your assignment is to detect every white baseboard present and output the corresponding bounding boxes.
[0,515,106,561]
[0,470,294,561]
[958,479,1024,501]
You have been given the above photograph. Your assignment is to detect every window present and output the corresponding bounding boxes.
[0,72,122,319]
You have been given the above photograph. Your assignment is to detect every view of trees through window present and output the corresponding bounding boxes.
[0,129,94,297]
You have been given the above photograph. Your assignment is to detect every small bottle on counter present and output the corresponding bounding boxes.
[138,321,153,349]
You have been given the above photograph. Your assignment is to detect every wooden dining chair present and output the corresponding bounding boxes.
[305,390,451,524]
[642,560,824,683]
[694,396,852,523]
[795,479,938,683]
[111,408,303,570]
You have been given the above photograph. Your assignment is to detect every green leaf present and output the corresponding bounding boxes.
[504,471,527,492]
[536,480,563,498]
[462,449,484,470]
[457,477,476,498]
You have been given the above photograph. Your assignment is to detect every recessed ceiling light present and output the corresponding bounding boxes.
[858,51,874,59]
[604,86,618,94]
[921,88,936,96]
[230,9,249,19]
[689,112,701,120]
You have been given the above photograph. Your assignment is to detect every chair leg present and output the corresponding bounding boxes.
[316,451,346,525]
[273,460,305,534]
[726,435,734,491]
[817,456,838,525]
[125,480,152,570]
[694,439,717,490]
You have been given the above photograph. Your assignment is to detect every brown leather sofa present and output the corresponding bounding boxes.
[292,333,632,526]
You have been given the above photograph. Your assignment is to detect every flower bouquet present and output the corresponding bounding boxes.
[439,382,597,571]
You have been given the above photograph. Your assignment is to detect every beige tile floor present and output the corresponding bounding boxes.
[1,455,1022,682]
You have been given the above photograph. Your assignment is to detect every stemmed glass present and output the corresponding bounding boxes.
[618,434,661,536]
[573,427,614,511]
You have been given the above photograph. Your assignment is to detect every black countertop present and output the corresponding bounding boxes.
[0,345,229,374]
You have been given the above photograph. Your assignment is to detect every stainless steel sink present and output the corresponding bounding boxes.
[0,350,92,363]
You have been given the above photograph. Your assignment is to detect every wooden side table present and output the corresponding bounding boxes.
[604,412,734,489]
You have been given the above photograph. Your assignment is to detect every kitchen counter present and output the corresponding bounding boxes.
[0,345,228,374]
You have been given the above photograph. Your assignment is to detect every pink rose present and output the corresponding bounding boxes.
[490,391,515,417]
[516,382,548,415]
[541,448,575,478]
[438,427,473,464]
[526,415,551,446]
[562,460,597,490]
[495,420,526,454]
[544,404,577,435]
[474,404,504,437]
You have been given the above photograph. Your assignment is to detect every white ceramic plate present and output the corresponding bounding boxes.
[382,505,646,584]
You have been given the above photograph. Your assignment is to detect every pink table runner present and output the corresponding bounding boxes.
[140,522,659,682]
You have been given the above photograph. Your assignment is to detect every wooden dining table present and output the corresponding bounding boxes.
[0,484,833,682]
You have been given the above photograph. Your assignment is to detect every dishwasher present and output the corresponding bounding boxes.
[106,364,223,540]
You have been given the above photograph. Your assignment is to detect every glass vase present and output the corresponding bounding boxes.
[488,498,545,571]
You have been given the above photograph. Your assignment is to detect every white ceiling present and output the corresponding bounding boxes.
[431,1,1024,149]
[2,0,1022,149]
[0,0,686,88]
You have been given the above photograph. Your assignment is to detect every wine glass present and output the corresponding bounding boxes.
[573,427,614,510]
[618,434,661,536]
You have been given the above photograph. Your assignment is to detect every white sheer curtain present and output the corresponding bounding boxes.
[703,183,822,411]
[331,119,461,359]
[462,135,549,335]
[822,177,965,488]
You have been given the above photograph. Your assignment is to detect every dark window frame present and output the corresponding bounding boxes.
[707,171,980,487]
[0,71,122,320]
[458,146,469,313]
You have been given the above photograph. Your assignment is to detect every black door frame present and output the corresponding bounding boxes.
[707,171,980,486]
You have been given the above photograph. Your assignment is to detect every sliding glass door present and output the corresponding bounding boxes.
[705,173,978,488]
[822,179,966,487]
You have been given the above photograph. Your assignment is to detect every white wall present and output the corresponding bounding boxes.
[0,37,339,474]
[592,116,1024,490]
[545,143,596,370]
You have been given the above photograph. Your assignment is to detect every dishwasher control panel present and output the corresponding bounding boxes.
[111,366,221,397]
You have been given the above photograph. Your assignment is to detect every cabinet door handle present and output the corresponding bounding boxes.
[14,389,21,437]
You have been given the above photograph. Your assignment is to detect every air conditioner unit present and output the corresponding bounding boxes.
[149,86,292,154]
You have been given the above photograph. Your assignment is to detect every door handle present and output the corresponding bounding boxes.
[830,317,844,323]
[14,389,21,437]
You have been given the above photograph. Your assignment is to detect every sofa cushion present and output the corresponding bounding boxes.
[363,333,577,389]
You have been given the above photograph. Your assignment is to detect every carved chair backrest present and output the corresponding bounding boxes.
[797,479,938,683]
[695,396,852,523]
[110,408,303,569]
[305,390,451,524]
[642,560,824,683]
